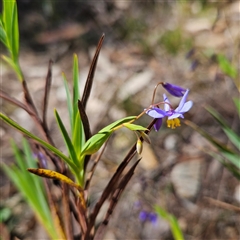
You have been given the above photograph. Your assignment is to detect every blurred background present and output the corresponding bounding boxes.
[1,0,239,239]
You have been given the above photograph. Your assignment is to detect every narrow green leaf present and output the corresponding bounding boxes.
[123,123,148,131]
[2,0,19,60]
[54,109,79,167]
[80,116,137,156]
[81,131,111,156]
[0,22,8,47]
[217,54,237,79]
[222,152,240,169]
[2,54,23,81]
[206,106,240,149]
[233,98,240,118]
[0,113,77,172]
[72,111,83,157]
[0,207,11,222]
[185,120,238,156]
[2,0,12,47]
[207,151,240,180]
[155,206,184,240]
[169,215,185,240]
[11,1,19,61]
[2,159,58,239]
[73,54,80,130]
[62,73,73,132]
[99,116,137,133]
[2,140,60,239]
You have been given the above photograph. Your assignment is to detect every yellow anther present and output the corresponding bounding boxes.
[167,118,181,129]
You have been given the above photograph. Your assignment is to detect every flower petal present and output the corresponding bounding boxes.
[179,101,193,113]
[168,113,183,119]
[177,89,189,111]
[154,118,162,131]
[163,94,170,111]
[146,107,167,118]
[162,82,186,97]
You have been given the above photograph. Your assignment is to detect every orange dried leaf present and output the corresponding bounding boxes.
[28,168,83,192]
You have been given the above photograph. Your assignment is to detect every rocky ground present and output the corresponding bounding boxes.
[1,1,239,239]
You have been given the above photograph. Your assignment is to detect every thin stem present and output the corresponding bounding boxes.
[151,81,164,105]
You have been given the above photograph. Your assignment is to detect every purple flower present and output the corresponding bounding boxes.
[162,82,186,97]
[139,211,148,222]
[146,89,193,131]
[139,211,158,224]
[148,212,158,224]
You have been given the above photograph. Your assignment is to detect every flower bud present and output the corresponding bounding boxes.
[162,82,186,97]
[136,139,143,154]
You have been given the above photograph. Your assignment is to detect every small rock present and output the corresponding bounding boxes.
[164,134,179,151]
[184,18,213,34]
[12,109,34,131]
[234,184,240,203]
[140,142,159,170]
[171,159,203,199]
[118,70,154,100]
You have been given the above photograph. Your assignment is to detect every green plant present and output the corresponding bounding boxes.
[185,98,240,180]
[0,1,194,239]
[2,139,61,239]
[155,205,184,240]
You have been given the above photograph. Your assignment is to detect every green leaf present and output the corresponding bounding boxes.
[185,120,237,155]
[217,54,237,79]
[99,116,137,133]
[0,207,11,222]
[73,54,80,129]
[2,0,19,61]
[0,20,8,47]
[80,116,137,156]
[81,131,111,156]
[207,151,240,180]
[206,106,240,150]
[62,73,73,132]
[123,123,148,131]
[2,139,60,239]
[155,206,184,240]
[11,0,19,62]
[54,109,79,168]
[233,98,240,118]
[185,120,239,170]
[2,54,23,81]
[0,113,77,173]
[222,151,240,169]
[72,111,84,157]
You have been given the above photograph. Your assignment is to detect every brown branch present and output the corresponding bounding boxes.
[62,183,73,240]
[94,159,141,240]
[85,118,156,239]
[0,90,35,115]
[42,60,53,130]
[81,34,105,109]
[204,197,240,213]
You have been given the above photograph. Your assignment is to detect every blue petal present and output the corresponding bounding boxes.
[177,89,189,111]
[180,100,193,113]
[148,213,158,224]
[139,211,148,222]
[162,82,186,97]
[168,113,183,119]
[146,108,167,118]
[154,118,162,131]
[163,94,170,111]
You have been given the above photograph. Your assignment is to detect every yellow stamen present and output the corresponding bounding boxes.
[167,118,181,129]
